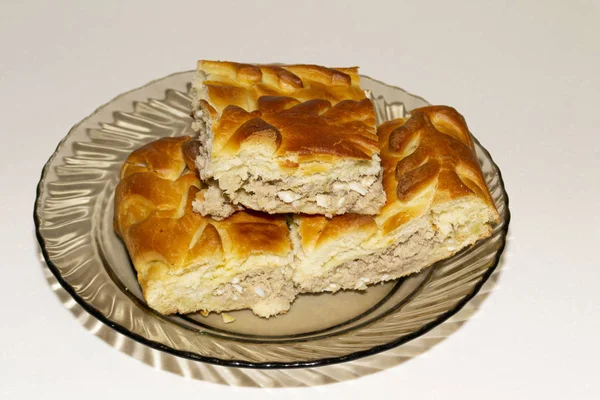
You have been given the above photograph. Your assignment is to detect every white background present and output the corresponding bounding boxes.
[1,0,599,398]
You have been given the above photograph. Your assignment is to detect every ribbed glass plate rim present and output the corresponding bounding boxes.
[34,71,511,369]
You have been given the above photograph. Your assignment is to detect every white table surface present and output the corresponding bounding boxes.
[2,0,599,398]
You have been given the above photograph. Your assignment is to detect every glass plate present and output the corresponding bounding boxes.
[35,71,510,369]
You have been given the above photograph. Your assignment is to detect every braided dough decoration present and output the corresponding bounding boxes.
[197,61,366,112]
[388,106,493,205]
[373,106,498,230]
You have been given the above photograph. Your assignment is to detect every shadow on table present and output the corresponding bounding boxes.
[37,234,510,388]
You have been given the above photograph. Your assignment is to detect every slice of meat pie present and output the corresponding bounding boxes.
[291,106,500,293]
[191,60,385,218]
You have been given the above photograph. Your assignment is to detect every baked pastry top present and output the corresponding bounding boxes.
[191,60,385,217]
[376,105,497,230]
[114,136,295,317]
[194,60,367,113]
[291,106,500,292]
[194,60,378,163]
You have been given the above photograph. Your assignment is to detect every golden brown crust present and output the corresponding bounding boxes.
[219,211,291,258]
[196,60,378,161]
[221,115,282,156]
[382,106,497,211]
[296,213,378,253]
[114,136,291,291]
[213,99,379,160]
[120,137,189,181]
